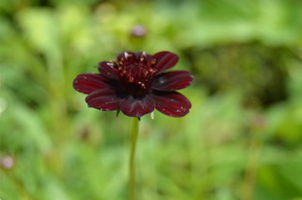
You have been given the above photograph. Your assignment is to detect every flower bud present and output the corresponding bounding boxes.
[1,155,15,170]
[131,25,147,38]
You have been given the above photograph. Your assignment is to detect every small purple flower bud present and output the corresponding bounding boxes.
[131,25,147,37]
[1,155,15,170]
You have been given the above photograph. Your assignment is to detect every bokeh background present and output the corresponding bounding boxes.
[1,0,302,199]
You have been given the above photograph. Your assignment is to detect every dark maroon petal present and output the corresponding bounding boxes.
[149,91,191,117]
[73,73,114,94]
[152,71,193,91]
[85,88,126,111]
[98,62,119,80]
[120,95,155,117]
[153,51,179,75]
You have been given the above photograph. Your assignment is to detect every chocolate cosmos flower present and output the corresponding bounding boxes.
[73,51,193,118]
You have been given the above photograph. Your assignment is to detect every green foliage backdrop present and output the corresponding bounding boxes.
[1,0,302,199]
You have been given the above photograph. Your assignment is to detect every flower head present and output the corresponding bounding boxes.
[73,51,193,118]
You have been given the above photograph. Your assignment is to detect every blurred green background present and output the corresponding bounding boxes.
[1,0,302,199]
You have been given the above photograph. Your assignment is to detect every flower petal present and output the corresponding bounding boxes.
[98,62,119,80]
[85,88,126,111]
[120,95,155,117]
[153,51,179,75]
[149,91,191,117]
[73,73,117,94]
[152,71,193,91]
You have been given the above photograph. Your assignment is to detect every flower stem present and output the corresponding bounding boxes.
[129,117,139,200]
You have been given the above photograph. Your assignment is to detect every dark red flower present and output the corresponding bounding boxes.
[73,51,193,118]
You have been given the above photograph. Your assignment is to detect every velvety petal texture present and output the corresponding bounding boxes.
[73,73,112,94]
[149,91,191,117]
[85,88,126,111]
[153,51,178,75]
[73,51,193,118]
[151,71,193,91]
[120,96,155,117]
[98,62,119,80]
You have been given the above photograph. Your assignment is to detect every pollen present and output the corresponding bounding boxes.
[113,51,159,96]
[107,62,114,67]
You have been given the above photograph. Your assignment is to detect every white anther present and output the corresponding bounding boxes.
[142,51,146,56]
[107,62,114,68]
[124,52,129,58]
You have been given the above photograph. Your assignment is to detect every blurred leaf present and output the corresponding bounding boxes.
[13,105,53,154]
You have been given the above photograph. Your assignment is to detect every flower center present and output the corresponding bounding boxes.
[110,52,157,96]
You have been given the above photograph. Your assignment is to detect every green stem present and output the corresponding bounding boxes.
[129,117,139,200]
